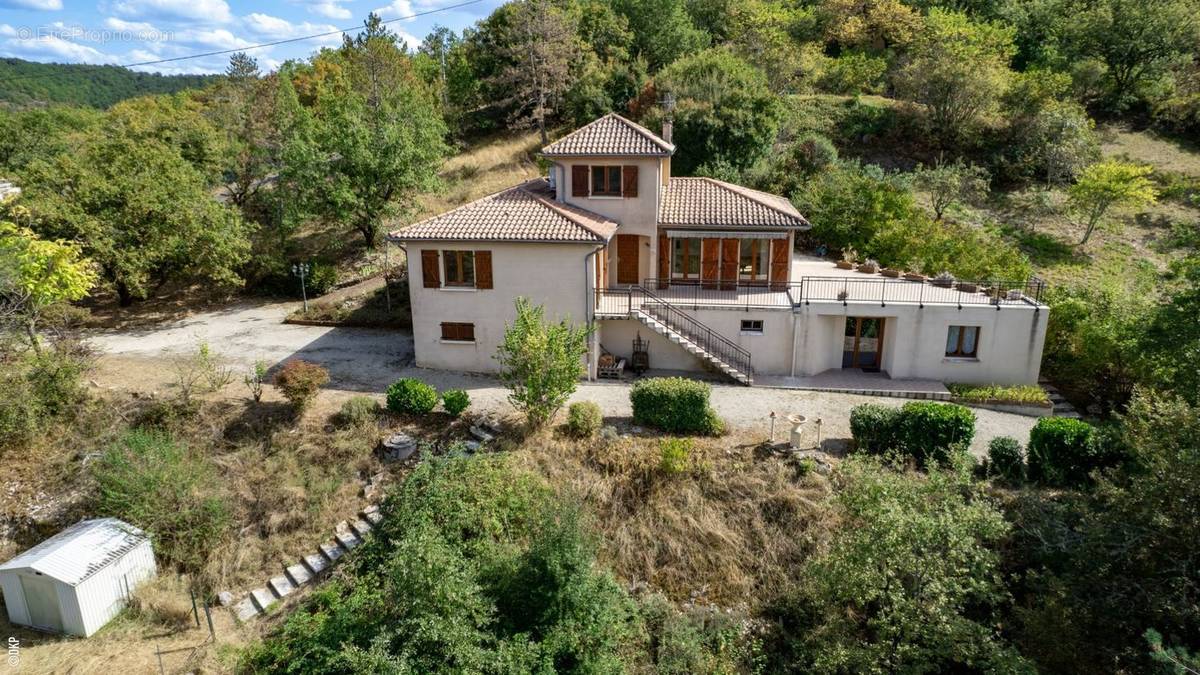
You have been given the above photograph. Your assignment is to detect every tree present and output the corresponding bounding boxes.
[20,133,252,306]
[614,0,710,70]
[912,157,990,220]
[819,0,922,52]
[0,219,96,352]
[643,48,782,174]
[495,297,592,428]
[224,52,260,82]
[1142,254,1200,402]
[777,458,1028,672]
[894,9,1016,144]
[1067,161,1158,245]
[489,0,579,143]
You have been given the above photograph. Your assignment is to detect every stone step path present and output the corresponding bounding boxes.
[1041,382,1083,419]
[230,504,382,622]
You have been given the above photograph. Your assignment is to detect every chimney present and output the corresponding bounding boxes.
[660,91,675,144]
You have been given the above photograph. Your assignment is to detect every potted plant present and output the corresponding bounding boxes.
[931,271,955,288]
[856,258,880,274]
[1006,288,1024,300]
[837,289,849,301]
[835,247,857,270]
[880,267,901,278]
[904,271,927,282]
[958,281,978,293]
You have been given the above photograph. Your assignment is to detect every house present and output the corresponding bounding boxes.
[390,113,1048,387]
[0,518,157,636]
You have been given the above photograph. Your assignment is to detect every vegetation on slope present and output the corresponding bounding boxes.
[0,58,219,108]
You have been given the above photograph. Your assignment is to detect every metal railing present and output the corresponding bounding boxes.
[594,286,753,382]
[639,278,802,308]
[797,276,1047,308]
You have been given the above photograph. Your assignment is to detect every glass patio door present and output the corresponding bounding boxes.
[842,317,884,371]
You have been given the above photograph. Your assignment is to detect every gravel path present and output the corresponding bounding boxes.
[88,300,1038,458]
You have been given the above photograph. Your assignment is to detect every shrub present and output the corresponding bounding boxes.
[0,372,39,448]
[1027,417,1100,486]
[849,403,902,455]
[659,438,693,475]
[305,262,338,297]
[244,360,268,403]
[273,360,329,413]
[566,401,603,438]
[895,402,976,468]
[337,395,379,427]
[630,377,723,436]
[987,436,1025,482]
[23,347,88,416]
[948,383,1050,406]
[92,430,230,579]
[495,297,591,427]
[386,378,439,415]
[442,389,470,417]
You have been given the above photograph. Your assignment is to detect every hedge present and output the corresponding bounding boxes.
[849,401,975,467]
[1027,417,1100,486]
[849,404,901,455]
[630,377,724,435]
[386,378,439,415]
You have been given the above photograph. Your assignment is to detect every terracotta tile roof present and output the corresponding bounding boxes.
[389,179,617,243]
[542,113,674,157]
[659,177,810,229]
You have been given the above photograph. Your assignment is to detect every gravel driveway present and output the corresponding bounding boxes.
[89,300,1038,457]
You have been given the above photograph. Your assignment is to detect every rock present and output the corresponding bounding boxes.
[217,591,234,607]
[463,440,482,452]
[380,433,418,462]
[468,425,495,443]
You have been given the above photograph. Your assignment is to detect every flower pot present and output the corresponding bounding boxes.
[835,261,855,270]
[958,282,978,293]
[880,268,901,278]
[856,264,879,274]
[904,273,926,282]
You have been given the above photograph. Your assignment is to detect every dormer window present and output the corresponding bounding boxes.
[592,166,623,196]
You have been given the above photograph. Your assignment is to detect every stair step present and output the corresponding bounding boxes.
[319,541,345,563]
[250,588,275,612]
[234,597,260,621]
[335,530,361,551]
[268,575,295,599]
[286,563,312,587]
[350,519,373,538]
[362,509,383,525]
[303,553,329,576]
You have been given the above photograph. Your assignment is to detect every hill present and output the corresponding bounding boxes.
[0,58,218,108]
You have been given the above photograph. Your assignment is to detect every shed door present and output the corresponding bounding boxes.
[21,576,63,632]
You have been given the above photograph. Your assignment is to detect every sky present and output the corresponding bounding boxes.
[0,0,504,74]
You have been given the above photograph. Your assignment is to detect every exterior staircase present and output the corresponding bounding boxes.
[633,309,752,385]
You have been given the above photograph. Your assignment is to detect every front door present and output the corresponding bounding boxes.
[842,317,885,372]
[21,575,63,632]
[616,234,639,285]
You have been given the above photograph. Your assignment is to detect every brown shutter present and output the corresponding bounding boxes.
[657,234,669,288]
[421,250,440,288]
[720,239,739,289]
[622,166,638,197]
[769,238,789,290]
[571,165,589,197]
[475,251,492,289]
[701,238,720,289]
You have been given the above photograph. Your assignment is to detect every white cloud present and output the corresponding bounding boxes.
[374,0,414,20]
[241,13,342,47]
[171,27,252,50]
[112,0,232,24]
[0,0,64,10]
[103,17,159,33]
[0,25,16,37]
[0,34,113,63]
[309,0,351,20]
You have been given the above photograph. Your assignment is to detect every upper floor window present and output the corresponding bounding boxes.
[591,166,623,196]
[443,250,475,287]
[946,325,980,358]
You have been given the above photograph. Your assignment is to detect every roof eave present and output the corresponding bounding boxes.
[387,234,610,245]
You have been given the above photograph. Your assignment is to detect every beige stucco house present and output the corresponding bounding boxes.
[390,113,1048,387]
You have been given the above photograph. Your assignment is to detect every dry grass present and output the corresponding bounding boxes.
[1099,124,1200,177]
[510,429,835,607]
[128,575,196,630]
[409,130,543,223]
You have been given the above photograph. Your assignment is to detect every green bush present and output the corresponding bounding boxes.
[1027,417,1100,486]
[386,378,439,415]
[630,377,723,435]
[337,395,379,427]
[896,402,976,468]
[566,401,602,438]
[23,347,88,416]
[92,430,230,580]
[659,438,693,475]
[273,359,329,413]
[0,371,39,448]
[987,436,1025,482]
[849,403,902,455]
[305,262,338,297]
[442,389,470,417]
[948,383,1050,405]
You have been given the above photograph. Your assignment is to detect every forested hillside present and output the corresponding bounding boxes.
[0,58,218,108]
[2,1,1200,672]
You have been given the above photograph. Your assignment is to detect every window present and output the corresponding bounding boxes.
[738,239,770,282]
[740,319,764,334]
[443,250,475,287]
[441,322,475,342]
[591,166,623,196]
[671,238,701,279]
[946,325,980,357]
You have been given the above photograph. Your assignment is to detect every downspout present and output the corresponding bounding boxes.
[789,311,799,378]
[584,243,605,381]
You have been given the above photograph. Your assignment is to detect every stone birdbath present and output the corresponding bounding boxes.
[787,414,807,451]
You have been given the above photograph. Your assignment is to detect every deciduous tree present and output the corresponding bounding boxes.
[0,219,96,352]
[495,297,592,428]
[912,157,990,220]
[1067,160,1158,245]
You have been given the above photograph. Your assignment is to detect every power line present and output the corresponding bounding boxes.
[0,0,487,86]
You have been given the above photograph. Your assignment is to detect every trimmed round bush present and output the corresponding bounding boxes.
[896,401,976,468]
[441,389,470,417]
[337,396,379,427]
[566,401,602,438]
[1027,417,1098,486]
[987,436,1024,482]
[630,377,723,435]
[386,378,439,415]
[849,403,901,455]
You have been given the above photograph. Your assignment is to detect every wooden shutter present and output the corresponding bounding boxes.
[421,250,440,288]
[769,238,789,290]
[657,234,669,288]
[441,322,476,341]
[701,238,720,289]
[720,239,739,289]
[571,165,589,197]
[475,251,492,289]
[622,166,638,197]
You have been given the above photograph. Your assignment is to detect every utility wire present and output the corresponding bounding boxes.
[0,0,487,85]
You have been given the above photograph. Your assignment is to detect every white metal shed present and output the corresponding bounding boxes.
[0,518,156,636]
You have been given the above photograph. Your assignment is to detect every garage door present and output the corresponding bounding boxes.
[21,576,63,632]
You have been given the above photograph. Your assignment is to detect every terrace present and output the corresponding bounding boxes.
[594,255,1047,316]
